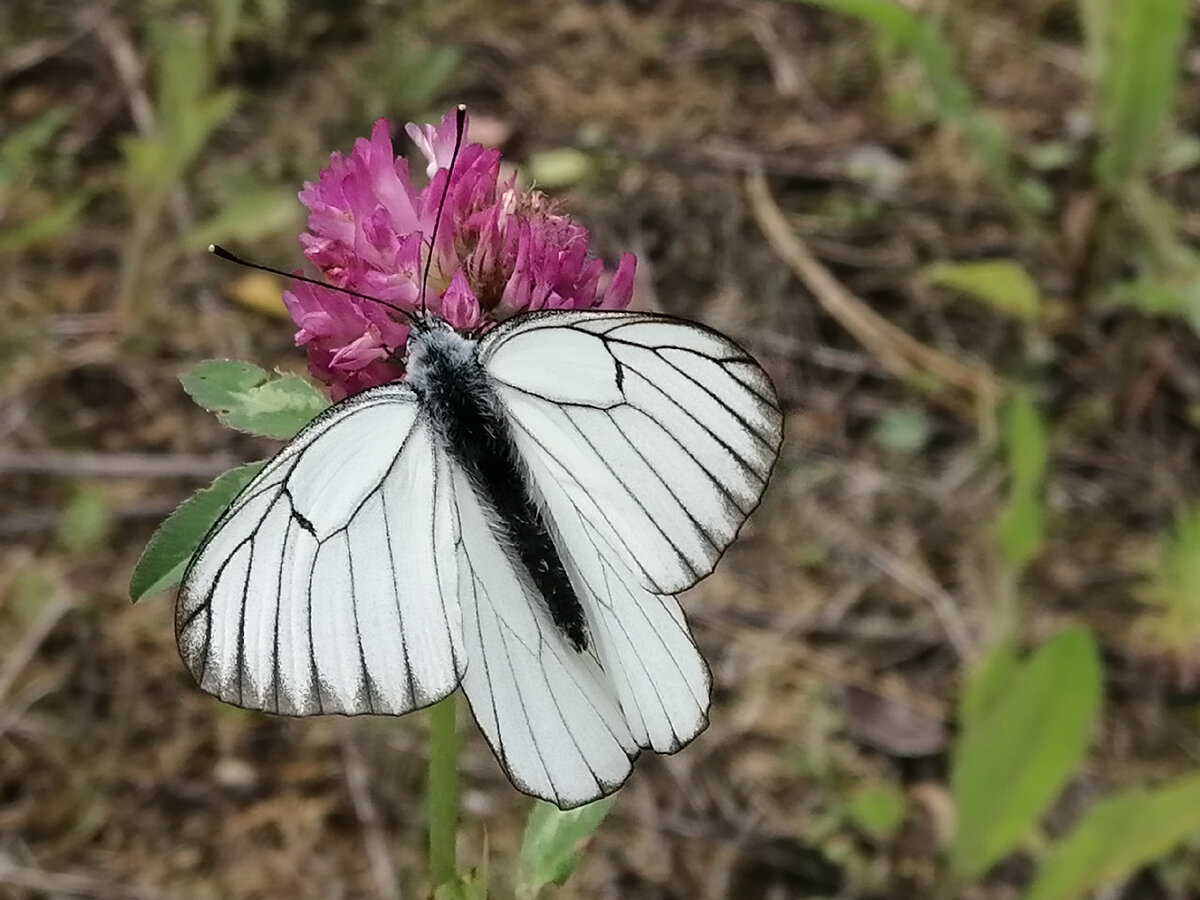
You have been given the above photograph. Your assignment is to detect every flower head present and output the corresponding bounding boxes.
[283,111,636,400]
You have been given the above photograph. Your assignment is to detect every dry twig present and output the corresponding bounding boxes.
[745,170,1004,417]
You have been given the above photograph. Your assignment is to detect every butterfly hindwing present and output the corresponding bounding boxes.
[530,448,713,754]
[447,460,643,808]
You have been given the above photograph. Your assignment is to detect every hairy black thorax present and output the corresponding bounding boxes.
[406,324,589,651]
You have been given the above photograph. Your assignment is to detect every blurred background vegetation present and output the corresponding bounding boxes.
[3,0,1200,897]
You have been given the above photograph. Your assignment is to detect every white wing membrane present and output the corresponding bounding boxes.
[450,465,640,808]
[177,385,464,716]
[481,310,782,595]
[530,450,712,752]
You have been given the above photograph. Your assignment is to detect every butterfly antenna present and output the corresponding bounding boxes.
[418,104,469,320]
[208,244,416,324]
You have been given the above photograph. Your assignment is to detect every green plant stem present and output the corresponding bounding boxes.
[428,694,460,893]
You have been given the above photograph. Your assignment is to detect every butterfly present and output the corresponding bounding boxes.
[175,303,782,809]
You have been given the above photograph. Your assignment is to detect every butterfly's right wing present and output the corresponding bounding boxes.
[176,384,465,717]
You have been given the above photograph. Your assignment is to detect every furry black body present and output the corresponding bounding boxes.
[406,325,589,652]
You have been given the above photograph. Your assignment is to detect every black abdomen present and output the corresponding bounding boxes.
[410,329,588,651]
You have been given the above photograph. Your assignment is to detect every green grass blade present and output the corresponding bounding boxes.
[1093,0,1188,192]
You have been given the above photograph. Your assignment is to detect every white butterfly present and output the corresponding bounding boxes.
[177,308,782,809]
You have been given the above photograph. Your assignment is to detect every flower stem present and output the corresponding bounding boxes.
[428,694,460,893]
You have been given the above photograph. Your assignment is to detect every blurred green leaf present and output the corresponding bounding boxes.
[11,570,55,625]
[995,390,1047,572]
[56,485,113,555]
[870,405,932,454]
[433,870,487,900]
[958,639,1019,730]
[516,797,615,899]
[1028,772,1200,900]
[0,107,90,253]
[356,30,461,118]
[0,107,71,191]
[950,627,1101,883]
[846,781,907,841]
[1160,133,1200,175]
[526,148,594,190]
[1109,266,1200,335]
[1090,0,1188,192]
[0,191,92,254]
[185,187,301,250]
[925,259,1041,319]
[129,461,265,600]
[1136,504,1200,651]
[996,492,1044,574]
[121,20,240,221]
[180,360,328,439]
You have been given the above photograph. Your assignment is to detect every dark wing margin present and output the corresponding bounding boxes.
[176,383,464,716]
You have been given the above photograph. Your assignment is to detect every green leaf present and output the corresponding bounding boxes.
[958,640,1019,730]
[185,187,301,250]
[179,359,328,439]
[515,797,616,899]
[996,492,1044,575]
[1108,267,1200,336]
[870,405,932,454]
[950,627,1101,883]
[129,461,265,600]
[1028,773,1200,900]
[1092,0,1188,192]
[845,781,907,841]
[433,870,488,900]
[56,485,113,555]
[925,259,1041,319]
[526,148,594,189]
[1005,390,1046,491]
[0,190,92,254]
[1135,504,1200,651]
[995,390,1048,571]
[0,106,71,191]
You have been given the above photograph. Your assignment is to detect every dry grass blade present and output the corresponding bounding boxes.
[745,170,1004,417]
[796,497,974,658]
[0,853,163,900]
[0,592,72,706]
